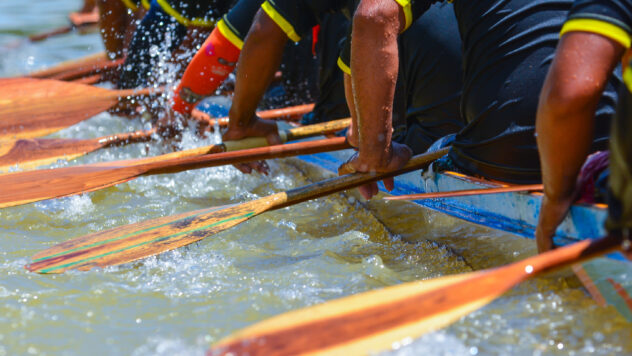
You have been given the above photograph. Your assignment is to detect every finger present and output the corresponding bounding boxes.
[252,160,270,175]
[233,163,252,174]
[383,177,395,192]
[266,133,283,146]
[338,161,356,175]
[358,184,372,200]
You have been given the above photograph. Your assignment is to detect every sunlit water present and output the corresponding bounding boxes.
[1,1,630,355]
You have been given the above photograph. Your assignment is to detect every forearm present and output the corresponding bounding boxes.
[343,73,359,146]
[536,32,623,202]
[97,0,127,58]
[228,10,287,129]
[351,0,404,164]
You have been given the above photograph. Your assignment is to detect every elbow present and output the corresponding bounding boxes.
[538,75,604,121]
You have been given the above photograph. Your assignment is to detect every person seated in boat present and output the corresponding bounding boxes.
[535,0,631,255]
[214,1,464,174]
[167,0,325,128]
[338,3,464,154]
[116,0,234,90]
[97,0,149,61]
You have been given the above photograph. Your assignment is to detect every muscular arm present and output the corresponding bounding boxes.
[337,0,411,199]
[351,0,405,166]
[535,31,623,252]
[97,0,131,59]
[343,73,359,147]
[224,9,287,144]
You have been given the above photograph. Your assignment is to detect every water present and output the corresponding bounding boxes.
[1,1,631,355]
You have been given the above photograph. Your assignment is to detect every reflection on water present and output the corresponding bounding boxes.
[1,1,631,355]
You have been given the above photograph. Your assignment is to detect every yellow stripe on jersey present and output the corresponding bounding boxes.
[156,0,216,27]
[624,64,632,93]
[394,0,413,31]
[337,57,351,75]
[141,0,150,10]
[561,18,632,49]
[121,0,139,11]
[217,19,244,50]
[261,1,301,42]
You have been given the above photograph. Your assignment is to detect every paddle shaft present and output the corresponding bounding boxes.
[51,58,124,81]
[28,52,106,78]
[209,233,622,356]
[385,184,544,200]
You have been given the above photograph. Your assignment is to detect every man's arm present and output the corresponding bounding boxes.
[338,0,411,199]
[221,9,288,173]
[535,31,623,252]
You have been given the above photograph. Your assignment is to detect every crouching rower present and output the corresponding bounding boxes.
[535,0,630,255]
[97,0,149,60]
[117,0,233,89]
[212,0,464,175]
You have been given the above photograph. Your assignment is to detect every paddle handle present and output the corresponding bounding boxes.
[97,129,156,148]
[114,87,164,99]
[28,52,107,78]
[519,234,623,277]
[191,103,315,127]
[51,58,124,81]
[277,148,450,209]
[143,137,350,176]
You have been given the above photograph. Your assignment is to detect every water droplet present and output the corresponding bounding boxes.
[525,265,534,273]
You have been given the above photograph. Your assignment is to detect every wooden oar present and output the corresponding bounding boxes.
[0,78,160,140]
[25,148,448,274]
[28,52,106,79]
[0,104,316,172]
[49,58,124,81]
[385,184,544,200]
[0,118,351,208]
[207,234,622,356]
[29,10,99,42]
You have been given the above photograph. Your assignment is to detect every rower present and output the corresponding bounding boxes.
[535,0,630,254]
[97,0,149,61]
[169,0,319,118]
[117,0,233,90]
[216,1,464,175]
[337,3,464,154]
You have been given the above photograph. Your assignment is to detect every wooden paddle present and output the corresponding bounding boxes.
[207,234,622,356]
[0,118,351,208]
[0,104,316,172]
[28,52,106,79]
[25,148,448,274]
[385,184,544,200]
[49,58,124,81]
[29,10,99,42]
[0,78,161,140]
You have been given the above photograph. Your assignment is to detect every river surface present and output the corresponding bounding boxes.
[1,1,631,355]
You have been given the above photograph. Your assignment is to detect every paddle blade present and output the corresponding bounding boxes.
[0,78,117,139]
[0,137,104,172]
[208,270,513,356]
[26,193,285,273]
[208,235,621,355]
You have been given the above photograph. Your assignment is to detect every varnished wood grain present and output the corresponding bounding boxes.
[0,137,350,208]
[28,52,106,78]
[0,78,160,139]
[208,235,621,356]
[26,148,445,274]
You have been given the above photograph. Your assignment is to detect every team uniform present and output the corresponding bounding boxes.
[120,0,150,12]
[171,0,320,116]
[262,0,464,154]
[118,0,233,89]
[263,0,622,183]
[559,0,632,234]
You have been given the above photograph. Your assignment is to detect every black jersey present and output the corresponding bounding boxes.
[156,0,234,27]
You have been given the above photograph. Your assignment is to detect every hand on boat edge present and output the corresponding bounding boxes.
[338,142,412,200]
